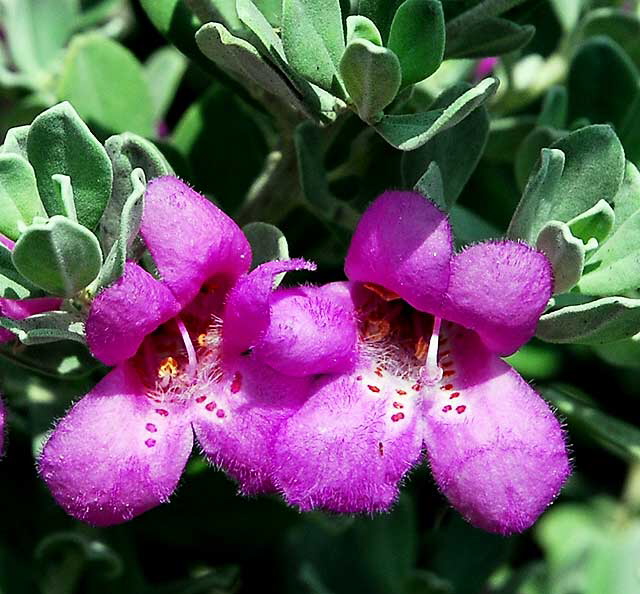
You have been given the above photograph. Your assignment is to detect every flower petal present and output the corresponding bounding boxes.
[38,363,194,526]
[86,262,180,365]
[443,241,553,355]
[192,356,310,494]
[273,361,423,513]
[0,235,14,250]
[423,325,570,534]
[222,259,316,356]
[345,191,453,313]
[0,296,62,342]
[253,285,357,376]
[141,176,251,306]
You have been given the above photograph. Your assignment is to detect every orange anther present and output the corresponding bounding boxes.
[158,356,179,378]
[364,318,391,341]
[414,336,428,360]
[363,283,401,302]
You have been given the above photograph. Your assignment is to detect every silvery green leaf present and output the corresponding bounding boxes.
[0,125,30,158]
[195,22,309,115]
[0,153,46,240]
[374,77,498,151]
[102,132,171,253]
[402,82,490,208]
[0,310,85,345]
[536,296,640,344]
[515,126,564,191]
[93,169,146,293]
[536,221,585,294]
[508,125,625,244]
[538,85,568,129]
[567,199,615,246]
[12,216,103,297]
[144,47,187,121]
[27,102,113,230]
[0,242,37,299]
[281,0,346,96]
[345,15,382,46]
[413,161,445,211]
[387,0,445,87]
[339,39,401,122]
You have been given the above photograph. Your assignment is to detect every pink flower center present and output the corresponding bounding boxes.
[356,285,444,384]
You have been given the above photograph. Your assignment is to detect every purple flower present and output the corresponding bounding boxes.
[473,57,498,81]
[271,191,570,534]
[0,296,63,343]
[1,233,63,343]
[36,176,353,526]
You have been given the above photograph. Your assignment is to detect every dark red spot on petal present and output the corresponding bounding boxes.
[442,405,452,412]
[145,423,157,433]
[155,409,169,417]
[195,395,206,403]
[216,409,226,418]
[412,383,422,391]
[449,392,460,399]
[456,405,467,414]
[368,385,381,393]
[205,401,217,411]
[378,442,384,456]
[441,384,454,391]
[145,438,156,448]
[375,369,383,377]
[396,389,407,395]
[231,372,242,393]
[391,412,405,422]
[393,401,404,409]
[356,375,363,381]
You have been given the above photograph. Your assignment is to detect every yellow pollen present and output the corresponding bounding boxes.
[197,333,208,347]
[158,356,179,378]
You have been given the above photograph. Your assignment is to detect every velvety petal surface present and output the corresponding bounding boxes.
[254,285,357,376]
[0,296,62,342]
[38,363,194,526]
[345,191,453,313]
[443,241,553,355]
[274,359,424,512]
[141,176,251,306]
[222,259,316,357]
[192,356,310,494]
[423,325,570,534]
[86,262,180,365]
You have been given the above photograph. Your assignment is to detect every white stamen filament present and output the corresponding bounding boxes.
[422,316,443,385]
[176,317,197,378]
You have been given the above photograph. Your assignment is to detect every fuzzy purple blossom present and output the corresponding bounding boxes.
[270,191,570,535]
[37,176,354,526]
[0,296,62,343]
[474,57,498,81]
